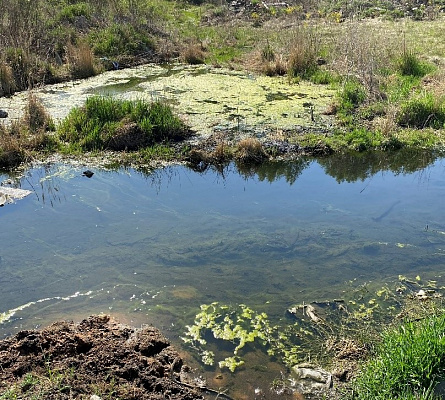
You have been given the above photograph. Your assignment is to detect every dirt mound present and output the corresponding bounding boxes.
[0,315,204,400]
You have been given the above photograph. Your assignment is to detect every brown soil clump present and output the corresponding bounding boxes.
[0,315,204,400]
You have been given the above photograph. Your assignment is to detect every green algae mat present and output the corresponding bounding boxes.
[0,64,336,137]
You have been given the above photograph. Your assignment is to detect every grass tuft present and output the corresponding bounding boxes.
[353,313,445,400]
[58,96,189,152]
[397,51,434,77]
[287,28,320,80]
[235,138,268,164]
[0,94,57,169]
[397,92,445,129]
[66,41,97,79]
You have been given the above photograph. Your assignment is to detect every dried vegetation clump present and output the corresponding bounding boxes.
[0,93,56,169]
[235,138,268,164]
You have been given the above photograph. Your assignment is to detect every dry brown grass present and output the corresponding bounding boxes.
[0,94,56,169]
[235,138,268,164]
[0,62,16,96]
[0,124,29,169]
[262,56,287,76]
[66,41,97,79]
[372,105,399,136]
[287,26,320,78]
[211,141,231,163]
[23,93,54,133]
[181,43,206,65]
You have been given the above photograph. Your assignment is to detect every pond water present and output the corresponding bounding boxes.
[1,150,445,399]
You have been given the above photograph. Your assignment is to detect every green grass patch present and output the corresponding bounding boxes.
[353,313,445,400]
[396,51,435,77]
[335,78,367,125]
[89,24,154,58]
[58,96,189,152]
[397,92,445,129]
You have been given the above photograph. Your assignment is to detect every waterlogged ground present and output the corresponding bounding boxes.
[0,64,335,138]
[1,152,445,399]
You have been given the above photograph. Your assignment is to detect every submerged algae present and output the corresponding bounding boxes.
[182,277,444,373]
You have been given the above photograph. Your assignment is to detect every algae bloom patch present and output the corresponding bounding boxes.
[137,66,336,136]
[0,65,335,138]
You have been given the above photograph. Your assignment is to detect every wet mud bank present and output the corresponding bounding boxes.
[0,315,204,399]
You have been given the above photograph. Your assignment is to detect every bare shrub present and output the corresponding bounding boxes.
[66,41,97,79]
[235,138,267,164]
[329,22,397,98]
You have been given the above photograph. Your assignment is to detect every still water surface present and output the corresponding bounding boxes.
[1,151,445,398]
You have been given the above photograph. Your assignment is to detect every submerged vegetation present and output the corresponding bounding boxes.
[181,277,445,398]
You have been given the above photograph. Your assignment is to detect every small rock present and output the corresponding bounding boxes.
[90,395,102,400]
[82,170,94,178]
[416,289,428,300]
[290,365,333,396]
[0,110,8,118]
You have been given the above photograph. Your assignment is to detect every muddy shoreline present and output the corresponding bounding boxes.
[0,315,207,399]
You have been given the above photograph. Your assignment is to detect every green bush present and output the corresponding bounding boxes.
[397,92,445,129]
[58,2,92,23]
[353,313,445,400]
[90,24,154,57]
[340,79,367,108]
[336,78,367,125]
[344,128,382,151]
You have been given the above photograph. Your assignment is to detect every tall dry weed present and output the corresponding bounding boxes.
[23,93,54,133]
[287,26,321,78]
[0,123,28,169]
[66,41,96,79]
[0,62,16,96]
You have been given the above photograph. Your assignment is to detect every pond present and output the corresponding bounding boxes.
[0,63,335,138]
[1,150,445,399]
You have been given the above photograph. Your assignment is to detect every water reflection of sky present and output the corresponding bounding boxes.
[1,155,444,337]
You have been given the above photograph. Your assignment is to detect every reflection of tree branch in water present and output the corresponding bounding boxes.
[372,200,401,222]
